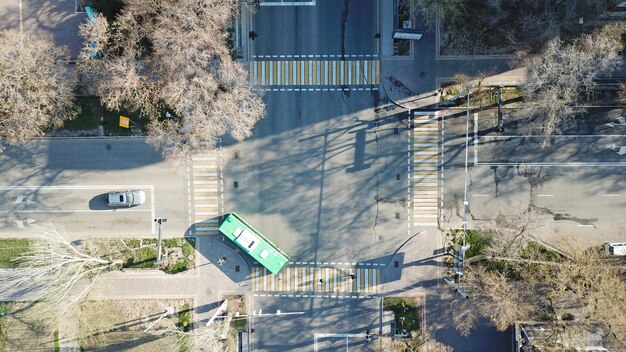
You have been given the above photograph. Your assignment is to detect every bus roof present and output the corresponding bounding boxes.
[219,213,289,275]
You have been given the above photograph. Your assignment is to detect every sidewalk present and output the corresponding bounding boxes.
[381,229,443,298]
[88,235,250,322]
[58,308,81,352]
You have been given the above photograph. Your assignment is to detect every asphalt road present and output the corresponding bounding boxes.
[251,0,379,56]
[0,138,189,239]
[249,296,379,352]
[441,107,626,248]
[227,1,423,351]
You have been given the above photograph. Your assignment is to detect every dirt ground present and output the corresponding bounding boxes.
[78,299,192,352]
[0,302,56,352]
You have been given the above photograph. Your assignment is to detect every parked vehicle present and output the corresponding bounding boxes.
[604,242,626,256]
[106,190,146,207]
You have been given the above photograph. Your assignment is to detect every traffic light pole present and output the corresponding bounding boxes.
[155,217,167,263]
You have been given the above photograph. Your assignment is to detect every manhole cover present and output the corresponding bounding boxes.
[379,235,384,241]
[106,144,112,150]
[205,289,213,295]
[419,71,425,78]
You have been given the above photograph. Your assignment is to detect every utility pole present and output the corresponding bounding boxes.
[497,85,504,132]
[460,88,471,282]
[155,217,167,263]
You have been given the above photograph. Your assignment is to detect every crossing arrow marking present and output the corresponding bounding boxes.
[605,116,626,128]
[607,144,626,155]
[13,194,37,206]
[14,218,36,229]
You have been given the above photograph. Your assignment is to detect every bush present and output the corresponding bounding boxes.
[178,304,192,332]
[453,230,489,258]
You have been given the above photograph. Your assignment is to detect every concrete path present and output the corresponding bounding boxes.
[58,308,81,352]
[89,235,251,322]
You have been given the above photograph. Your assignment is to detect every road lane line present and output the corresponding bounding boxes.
[13,209,152,213]
[602,194,620,197]
[0,185,153,190]
[537,194,554,197]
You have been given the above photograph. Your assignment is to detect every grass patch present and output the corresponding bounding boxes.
[0,302,55,350]
[439,0,612,55]
[54,329,60,352]
[521,241,563,262]
[98,238,195,273]
[62,98,149,135]
[222,295,247,351]
[453,230,489,258]
[0,303,6,351]
[101,106,149,136]
[383,297,420,332]
[79,299,184,350]
[486,259,522,280]
[0,239,31,268]
[178,304,192,332]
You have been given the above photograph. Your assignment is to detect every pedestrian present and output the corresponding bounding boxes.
[349,274,356,280]
[319,279,325,284]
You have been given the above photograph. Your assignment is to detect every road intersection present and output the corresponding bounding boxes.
[2,1,624,351]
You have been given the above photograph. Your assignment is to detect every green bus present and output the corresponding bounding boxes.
[218,213,289,275]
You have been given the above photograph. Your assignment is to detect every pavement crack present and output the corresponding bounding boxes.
[373,176,380,239]
[340,0,349,57]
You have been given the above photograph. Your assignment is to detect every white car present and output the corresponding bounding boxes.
[106,190,146,207]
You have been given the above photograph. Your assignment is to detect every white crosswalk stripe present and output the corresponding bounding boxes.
[251,265,380,297]
[251,59,380,87]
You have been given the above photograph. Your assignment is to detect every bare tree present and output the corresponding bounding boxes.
[421,331,455,351]
[78,0,265,166]
[412,0,467,29]
[450,298,478,336]
[484,206,545,259]
[545,249,626,344]
[457,236,626,348]
[159,322,226,352]
[515,23,626,146]
[617,84,626,104]
[5,224,120,316]
[0,30,76,150]
[464,266,536,331]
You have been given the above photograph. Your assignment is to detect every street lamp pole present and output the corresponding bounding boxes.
[459,87,471,283]
[155,217,167,263]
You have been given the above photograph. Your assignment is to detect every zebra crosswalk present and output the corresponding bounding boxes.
[251,265,380,297]
[250,59,379,87]
[191,152,222,235]
[412,112,440,227]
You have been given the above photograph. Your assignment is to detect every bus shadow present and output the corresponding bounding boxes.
[188,219,251,285]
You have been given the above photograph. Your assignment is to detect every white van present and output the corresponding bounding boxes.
[604,243,626,256]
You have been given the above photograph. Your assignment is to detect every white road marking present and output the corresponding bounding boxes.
[602,194,620,197]
[536,194,554,197]
[13,209,151,213]
[0,185,153,190]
